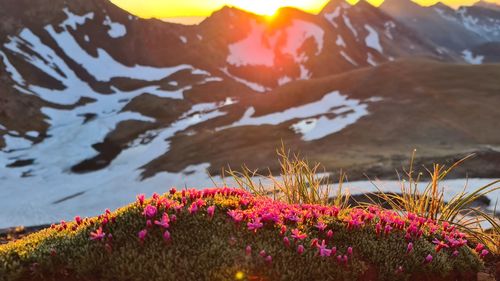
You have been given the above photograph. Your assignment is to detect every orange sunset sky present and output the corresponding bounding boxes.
[110,0,499,18]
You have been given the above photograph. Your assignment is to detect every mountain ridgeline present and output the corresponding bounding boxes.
[0,0,500,226]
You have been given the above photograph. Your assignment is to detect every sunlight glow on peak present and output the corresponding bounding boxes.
[110,0,500,19]
[229,0,285,16]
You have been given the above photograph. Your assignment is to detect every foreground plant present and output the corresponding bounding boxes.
[228,147,499,256]
[226,144,350,208]
[369,151,500,255]
[0,188,485,281]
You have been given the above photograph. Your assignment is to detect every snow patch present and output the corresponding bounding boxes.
[103,15,127,38]
[341,51,357,66]
[227,19,324,71]
[4,28,199,105]
[367,53,377,66]
[0,51,25,86]
[26,131,39,138]
[364,25,383,53]
[61,8,94,30]
[324,6,342,27]
[179,36,187,44]
[462,50,484,64]
[384,21,396,40]
[278,76,292,86]
[336,35,346,47]
[343,15,358,38]
[219,91,379,141]
[2,135,32,151]
[0,51,227,228]
[220,67,269,93]
[331,178,500,214]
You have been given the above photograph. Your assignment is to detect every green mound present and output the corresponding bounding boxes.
[0,188,485,281]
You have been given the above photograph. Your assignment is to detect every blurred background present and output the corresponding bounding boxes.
[0,0,499,228]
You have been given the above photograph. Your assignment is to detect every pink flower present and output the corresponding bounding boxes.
[347,218,363,229]
[286,213,300,223]
[432,239,449,252]
[246,245,252,256]
[143,205,157,218]
[343,255,348,264]
[283,236,290,247]
[170,188,177,195]
[291,228,307,240]
[75,216,82,225]
[452,250,459,257]
[163,230,171,242]
[154,213,170,228]
[376,223,382,236]
[136,194,145,205]
[228,210,243,223]
[207,206,215,218]
[152,193,160,201]
[138,229,147,242]
[259,250,267,257]
[308,238,318,247]
[195,198,205,207]
[326,230,334,239]
[475,243,484,253]
[90,227,106,241]
[146,220,153,228]
[407,242,413,254]
[247,218,263,232]
[384,225,393,235]
[315,221,327,231]
[318,240,332,257]
[265,255,272,264]
[479,249,489,259]
[280,225,287,236]
[424,254,433,264]
[297,245,305,255]
[188,202,198,214]
[347,247,353,256]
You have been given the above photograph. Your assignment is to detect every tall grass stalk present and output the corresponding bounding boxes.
[226,144,350,208]
[369,151,499,254]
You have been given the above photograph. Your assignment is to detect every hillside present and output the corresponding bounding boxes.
[154,59,500,179]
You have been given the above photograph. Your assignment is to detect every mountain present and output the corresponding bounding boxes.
[319,0,447,63]
[380,0,486,52]
[381,0,500,55]
[1,0,500,227]
[474,0,500,12]
[454,4,500,42]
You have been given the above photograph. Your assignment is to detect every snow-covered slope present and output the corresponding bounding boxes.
[0,0,388,227]
[381,0,500,63]
[0,0,499,227]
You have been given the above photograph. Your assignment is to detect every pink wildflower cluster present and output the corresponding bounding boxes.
[82,187,484,266]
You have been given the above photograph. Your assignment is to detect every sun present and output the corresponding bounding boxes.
[227,0,330,16]
[229,0,285,16]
